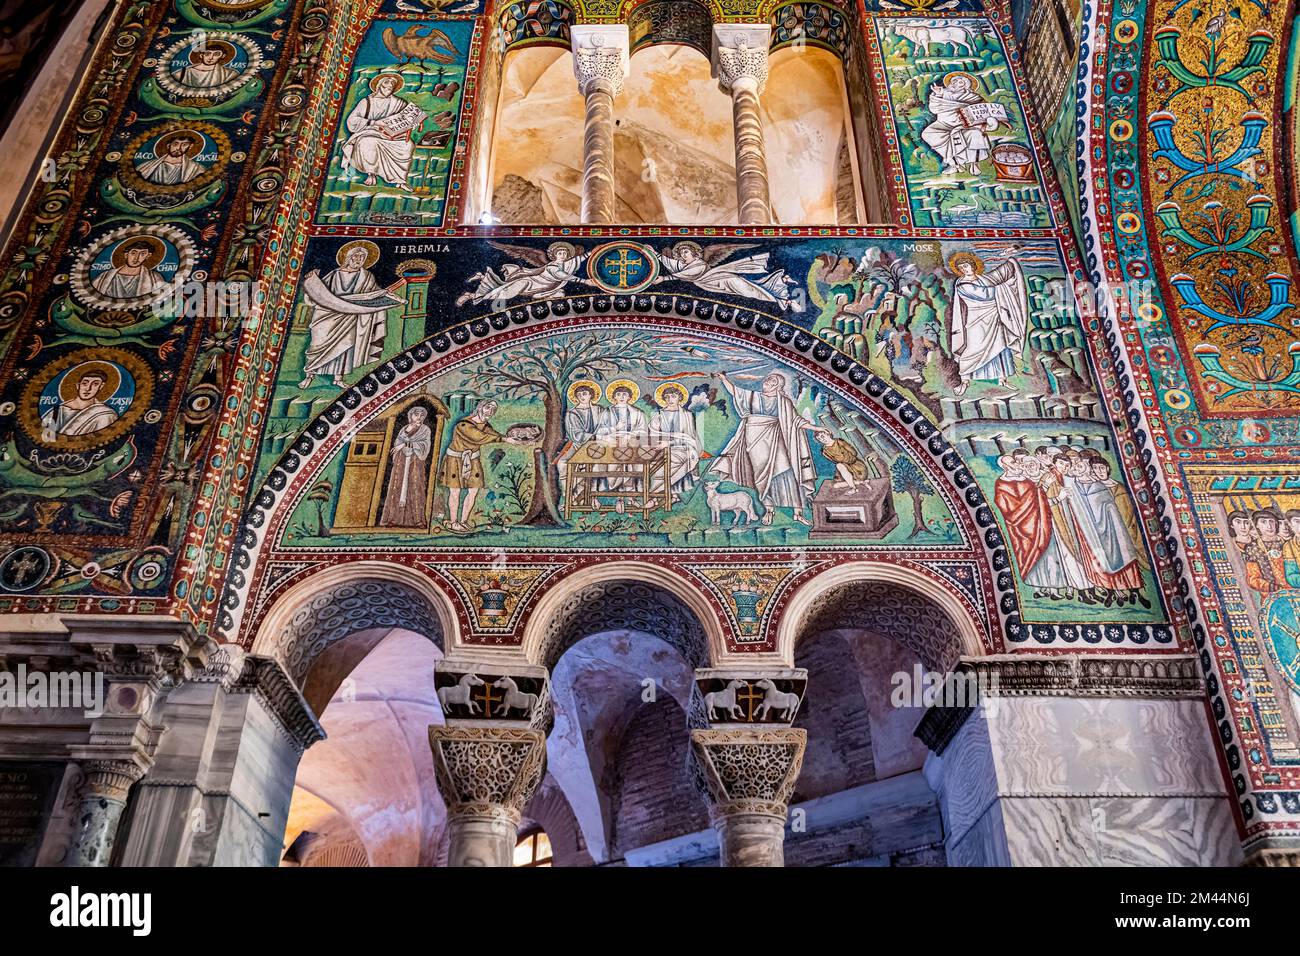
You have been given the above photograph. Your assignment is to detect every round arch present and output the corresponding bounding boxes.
[774,560,989,669]
[626,0,713,58]
[223,307,1010,644]
[249,560,459,692]
[519,560,725,669]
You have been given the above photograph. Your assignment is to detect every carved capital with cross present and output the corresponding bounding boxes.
[433,659,550,730]
[690,667,808,728]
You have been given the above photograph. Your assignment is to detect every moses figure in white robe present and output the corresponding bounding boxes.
[341,74,419,189]
[298,244,403,388]
[712,371,818,525]
[949,252,1028,395]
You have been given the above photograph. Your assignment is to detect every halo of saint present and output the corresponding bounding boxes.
[124,124,227,194]
[154,33,262,101]
[70,225,196,311]
[297,239,404,389]
[605,379,641,404]
[18,347,154,452]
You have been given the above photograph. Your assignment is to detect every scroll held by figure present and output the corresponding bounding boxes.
[341,73,425,190]
[299,241,405,389]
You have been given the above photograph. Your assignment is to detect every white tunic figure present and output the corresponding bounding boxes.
[713,371,818,525]
[174,44,240,89]
[341,74,418,189]
[658,242,803,313]
[298,242,402,388]
[557,381,602,505]
[596,381,649,510]
[41,365,120,440]
[649,384,702,499]
[457,242,587,306]
[597,383,649,446]
[137,132,206,186]
[91,240,167,301]
[948,252,1028,394]
[921,73,1001,176]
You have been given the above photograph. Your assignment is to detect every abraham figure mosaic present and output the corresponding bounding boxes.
[0,0,1291,876]
[271,325,960,548]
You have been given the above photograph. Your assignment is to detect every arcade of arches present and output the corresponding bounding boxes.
[0,0,1294,869]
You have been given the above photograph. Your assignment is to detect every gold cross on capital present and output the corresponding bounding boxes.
[736,681,764,721]
[473,681,502,717]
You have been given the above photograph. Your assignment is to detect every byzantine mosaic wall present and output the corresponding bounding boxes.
[1075,0,1300,844]
[2,0,1290,846]
[0,1,1174,645]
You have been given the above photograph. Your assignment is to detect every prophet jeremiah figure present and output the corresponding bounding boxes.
[298,241,404,388]
[712,370,819,525]
[948,251,1029,395]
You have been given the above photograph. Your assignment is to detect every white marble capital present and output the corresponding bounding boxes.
[429,725,547,866]
[711,24,772,95]
[571,24,630,97]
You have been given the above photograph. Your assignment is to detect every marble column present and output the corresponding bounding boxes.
[712,25,773,226]
[691,727,806,866]
[571,25,629,225]
[429,725,547,866]
[64,758,147,866]
[114,648,324,867]
[916,655,1243,866]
